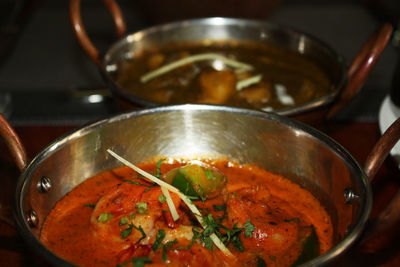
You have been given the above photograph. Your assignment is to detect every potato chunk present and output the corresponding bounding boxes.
[238,82,271,105]
[197,69,237,104]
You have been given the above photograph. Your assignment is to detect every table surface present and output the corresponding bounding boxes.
[0,121,400,266]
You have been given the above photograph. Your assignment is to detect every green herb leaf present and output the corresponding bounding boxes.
[83,203,95,208]
[125,179,159,193]
[144,183,157,193]
[162,239,178,261]
[129,212,136,219]
[203,236,213,250]
[155,159,164,178]
[120,223,147,243]
[232,235,244,251]
[121,223,133,239]
[124,180,151,187]
[136,202,148,214]
[176,227,202,250]
[97,213,113,223]
[192,213,249,252]
[119,217,129,226]
[244,219,255,238]
[133,224,147,244]
[153,229,166,251]
[130,257,152,267]
[117,256,152,267]
[225,223,244,243]
[203,214,217,236]
[158,194,166,204]
[284,218,301,224]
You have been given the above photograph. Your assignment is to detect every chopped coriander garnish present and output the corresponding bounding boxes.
[106,150,232,257]
[131,257,152,267]
[119,216,129,226]
[125,179,157,193]
[144,183,157,193]
[120,223,147,243]
[120,224,133,239]
[176,227,202,250]
[136,202,148,214]
[124,180,151,187]
[203,235,214,250]
[162,239,178,261]
[97,213,113,223]
[153,229,166,251]
[158,194,166,204]
[134,224,147,244]
[83,203,95,208]
[191,213,252,252]
[129,212,136,219]
[155,158,165,178]
[244,219,255,238]
[232,234,244,251]
[117,256,152,267]
[284,217,301,224]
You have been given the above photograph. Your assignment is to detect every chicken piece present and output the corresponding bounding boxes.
[197,69,237,104]
[90,182,187,253]
[238,82,271,105]
[227,185,300,256]
[93,182,232,266]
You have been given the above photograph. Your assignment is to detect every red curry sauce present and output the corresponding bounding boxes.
[40,159,333,266]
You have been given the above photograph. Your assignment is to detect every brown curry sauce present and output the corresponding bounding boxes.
[114,42,334,111]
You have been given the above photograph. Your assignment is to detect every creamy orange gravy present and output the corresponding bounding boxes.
[40,160,333,266]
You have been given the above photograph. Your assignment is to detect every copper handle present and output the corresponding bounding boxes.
[69,0,127,66]
[359,117,400,248]
[0,114,27,171]
[326,23,393,119]
[0,114,28,225]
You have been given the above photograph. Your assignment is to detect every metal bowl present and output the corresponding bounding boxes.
[7,104,375,266]
[69,0,392,123]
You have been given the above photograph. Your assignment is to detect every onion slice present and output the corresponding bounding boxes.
[107,149,180,221]
[140,53,253,83]
[236,74,263,91]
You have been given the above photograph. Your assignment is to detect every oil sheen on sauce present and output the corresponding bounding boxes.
[40,159,333,267]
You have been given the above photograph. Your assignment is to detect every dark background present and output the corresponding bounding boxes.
[0,0,399,125]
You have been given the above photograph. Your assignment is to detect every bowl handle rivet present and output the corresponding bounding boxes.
[37,176,52,193]
[26,210,39,228]
[344,188,359,204]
